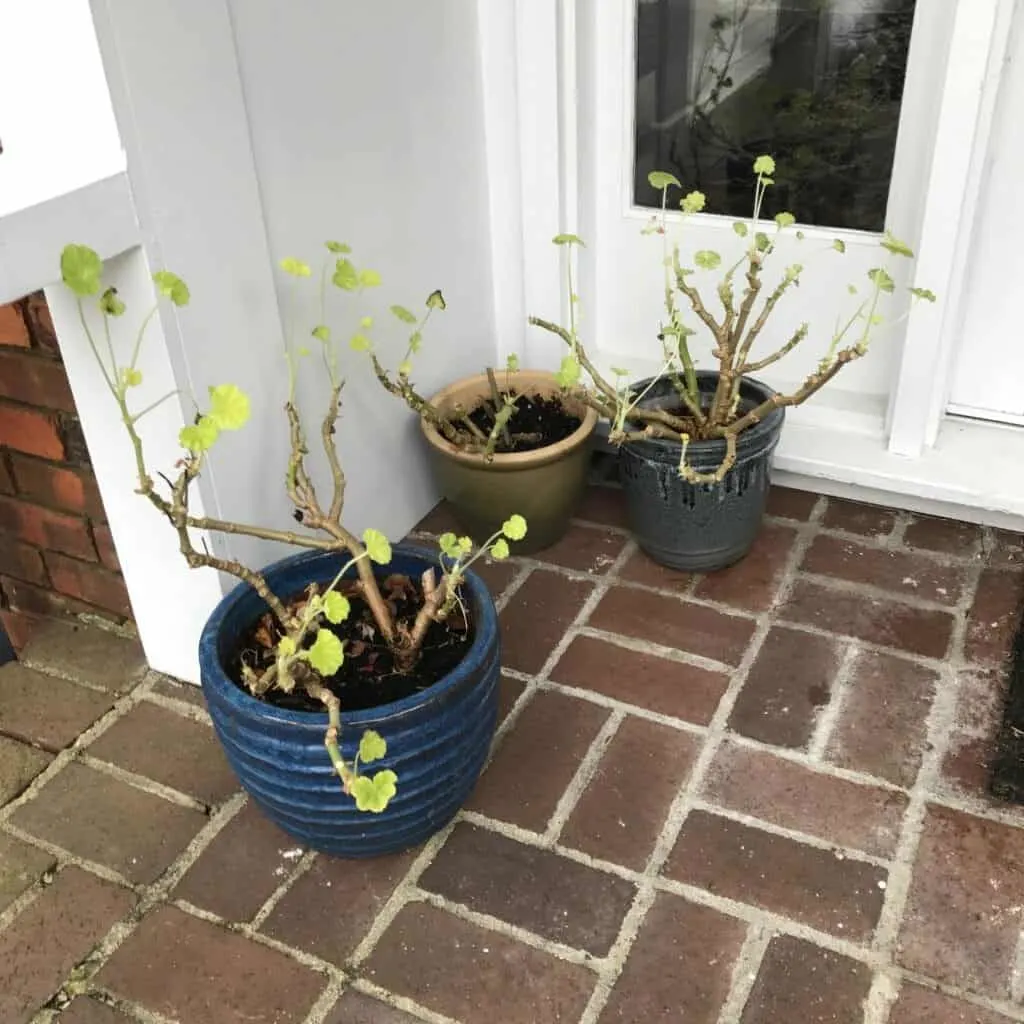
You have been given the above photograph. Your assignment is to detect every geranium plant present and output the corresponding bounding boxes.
[59,242,528,812]
[530,155,935,481]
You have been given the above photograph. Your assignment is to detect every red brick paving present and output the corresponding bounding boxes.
[2,481,1024,1024]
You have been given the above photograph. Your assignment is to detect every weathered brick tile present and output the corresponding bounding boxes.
[694,523,798,612]
[598,893,746,1024]
[364,902,596,1024]
[0,664,114,752]
[174,801,299,922]
[826,651,938,787]
[728,627,840,749]
[20,620,144,692]
[575,485,628,528]
[467,689,608,830]
[97,905,324,1024]
[664,811,886,940]
[589,585,756,666]
[938,667,1005,803]
[822,498,897,537]
[497,674,527,724]
[420,823,635,954]
[618,548,696,595]
[324,991,422,1024]
[889,983,1016,1024]
[10,763,208,884]
[59,998,133,1023]
[0,867,136,1024]
[260,850,416,965]
[0,833,56,914]
[702,740,907,857]
[0,734,52,804]
[766,485,819,521]
[533,523,627,575]
[779,580,955,659]
[550,635,728,724]
[904,515,983,556]
[469,558,518,601]
[413,500,460,536]
[500,570,595,674]
[87,702,237,806]
[561,716,699,869]
[988,529,1024,569]
[739,935,873,1024]
[802,534,968,605]
[965,568,1024,666]
[150,675,207,709]
[898,804,1024,999]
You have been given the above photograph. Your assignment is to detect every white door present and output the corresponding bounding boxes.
[946,3,1024,425]
[571,0,935,406]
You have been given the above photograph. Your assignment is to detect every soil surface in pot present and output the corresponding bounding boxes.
[468,394,581,453]
[227,574,475,713]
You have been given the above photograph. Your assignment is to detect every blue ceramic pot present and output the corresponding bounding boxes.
[198,544,501,858]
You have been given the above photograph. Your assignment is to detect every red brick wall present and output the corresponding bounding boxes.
[0,294,132,652]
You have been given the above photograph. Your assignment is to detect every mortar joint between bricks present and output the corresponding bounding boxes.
[715,923,772,1024]
[350,979,465,1024]
[248,848,319,931]
[806,640,860,761]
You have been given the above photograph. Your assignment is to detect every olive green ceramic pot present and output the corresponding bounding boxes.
[420,371,598,554]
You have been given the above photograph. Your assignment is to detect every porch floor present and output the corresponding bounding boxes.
[3,472,1024,1024]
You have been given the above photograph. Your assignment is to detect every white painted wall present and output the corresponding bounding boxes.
[227,0,497,555]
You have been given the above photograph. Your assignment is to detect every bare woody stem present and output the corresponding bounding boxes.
[303,678,353,792]
[369,353,466,446]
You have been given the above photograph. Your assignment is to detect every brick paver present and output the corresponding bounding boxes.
[2,478,1024,1024]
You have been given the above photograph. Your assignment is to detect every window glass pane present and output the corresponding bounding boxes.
[634,0,916,231]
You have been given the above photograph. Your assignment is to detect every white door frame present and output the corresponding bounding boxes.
[480,0,1018,457]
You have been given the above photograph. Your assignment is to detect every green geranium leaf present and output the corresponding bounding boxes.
[775,212,796,228]
[279,257,312,278]
[694,250,721,270]
[796,230,805,241]
[848,284,858,295]
[360,315,373,328]
[332,258,359,291]
[349,333,372,352]
[153,270,190,306]
[278,636,297,657]
[322,591,350,625]
[490,538,510,560]
[100,287,125,316]
[833,239,847,254]
[207,384,250,430]
[426,289,447,310]
[456,536,473,557]
[647,171,681,191]
[754,232,771,253]
[681,191,706,214]
[552,232,586,246]
[506,353,520,372]
[359,269,382,288]
[910,286,937,302]
[555,354,581,389]
[438,532,462,560]
[179,416,219,453]
[390,305,417,324]
[312,325,330,342]
[358,730,387,764]
[868,267,895,293]
[120,367,143,388]
[297,346,311,357]
[611,365,629,377]
[306,629,344,676]
[753,155,776,176]
[733,222,748,238]
[325,241,351,253]
[502,514,528,541]
[881,231,915,258]
[784,263,804,283]
[362,528,392,565]
[350,769,397,812]
[398,360,413,377]
[61,244,103,297]
[408,331,423,353]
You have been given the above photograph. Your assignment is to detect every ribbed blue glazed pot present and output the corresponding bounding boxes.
[198,544,501,858]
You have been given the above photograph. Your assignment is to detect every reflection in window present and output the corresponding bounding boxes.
[634,0,916,231]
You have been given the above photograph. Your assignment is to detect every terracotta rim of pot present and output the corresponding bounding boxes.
[420,370,598,472]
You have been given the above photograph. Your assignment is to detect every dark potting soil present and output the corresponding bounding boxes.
[228,575,474,713]
[988,599,1024,803]
[469,394,581,453]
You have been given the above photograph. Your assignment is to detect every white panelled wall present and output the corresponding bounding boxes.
[2,0,1024,683]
